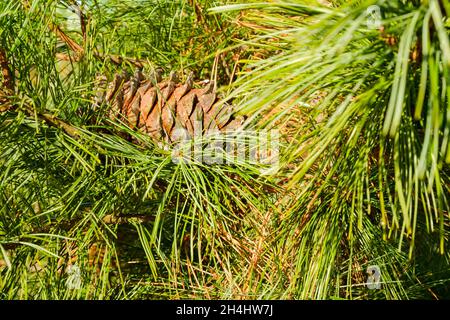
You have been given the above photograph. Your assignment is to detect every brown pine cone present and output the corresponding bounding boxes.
[100,69,245,144]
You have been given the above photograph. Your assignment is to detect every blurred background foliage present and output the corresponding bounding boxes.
[0,0,449,299]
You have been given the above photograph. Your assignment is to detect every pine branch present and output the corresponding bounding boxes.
[1,44,81,138]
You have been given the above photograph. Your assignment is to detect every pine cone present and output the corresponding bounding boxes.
[100,69,245,144]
